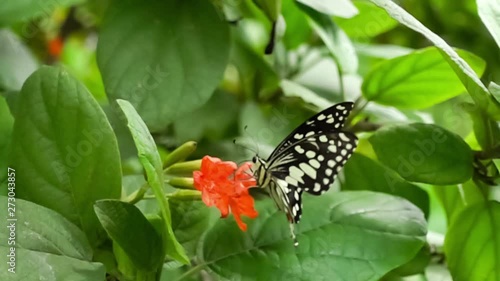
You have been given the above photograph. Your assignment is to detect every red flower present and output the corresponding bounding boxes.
[48,36,63,58]
[193,156,257,231]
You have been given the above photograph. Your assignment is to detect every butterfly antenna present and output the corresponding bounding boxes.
[243,125,260,156]
[233,139,257,154]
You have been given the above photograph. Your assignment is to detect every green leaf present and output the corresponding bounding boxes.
[0,0,84,26]
[369,123,473,185]
[445,201,500,281]
[170,200,218,257]
[477,0,500,48]
[280,79,331,109]
[116,99,189,264]
[200,191,427,281]
[97,0,230,131]
[297,0,358,17]
[335,1,398,38]
[282,0,312,49]
[362,47,486,109]
[343,153,430,217]
[433,181,484,225]
[466,106,500,152]
[94,200,164,271]
[8,66,121,245]
[368,0,500,120]
[489,82,500,103]
[0,96,13,183]
[0,196,93,260]
[253,0,281,21]
[0,29,38,92]
[173,91,240,143]
[0,248,105,280]
[297,2,359,74]
[230,27,280,100]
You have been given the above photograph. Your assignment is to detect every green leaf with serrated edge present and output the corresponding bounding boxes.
[368,0,500,120]
[0,0,84,26]
[116,99,189,264]
[94,200,164,271]
[343,153,430,217]
[0,30,38,92]
[200,191,426,281]
[97,0,230,131]
[297,2,358,74]
[362,47,486,109]
[297,0,358,17]
[369,123,473,185]
[445,201,500,281]
[477,0,500,48]
[8,66,121,246]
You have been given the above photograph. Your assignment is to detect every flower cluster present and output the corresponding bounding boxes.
[193,156,257,231]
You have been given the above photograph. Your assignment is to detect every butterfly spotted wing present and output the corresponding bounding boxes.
[255,102,357,227]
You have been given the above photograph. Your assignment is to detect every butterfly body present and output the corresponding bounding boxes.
[251,102,358,245]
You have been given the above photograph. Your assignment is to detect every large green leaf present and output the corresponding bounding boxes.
[97,0,230,131]
[297,2,358,74]
[0,196,104,280]
[173,91,240,143]
[0,196,93,260]
[362,47,486,109]
[0,0,84,26]
[200,191,427,281]
[343,153,429,217]
[8,66,121,245]
[477,0,500,48]
[170,200,218,257]
[445,201,500,281]
[0,29,38,92]
[368,0,500,120]
[0,248,105,280]
[94,200,164,271]
[335,0,398,38]
[369,123,473,185]
[116,99,189,264]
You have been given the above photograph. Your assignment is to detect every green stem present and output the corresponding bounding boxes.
[175,264,205,281]
[346,97,369,127]
[144,190,202,201]
[163,141,198,168]
[166,177,195,190]
[124,183,149,204]
[165,160,202,176]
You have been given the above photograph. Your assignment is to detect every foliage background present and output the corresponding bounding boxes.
[0,0,500,280]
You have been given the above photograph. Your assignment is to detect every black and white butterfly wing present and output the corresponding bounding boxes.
[269,131,357,198]
[263,102,358,224]
[268,102,354,159]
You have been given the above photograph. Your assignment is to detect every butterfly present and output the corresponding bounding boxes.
[251,102,358,246]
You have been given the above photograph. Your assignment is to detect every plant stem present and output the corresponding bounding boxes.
[175,264,205,281]
[124,183,149,204]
